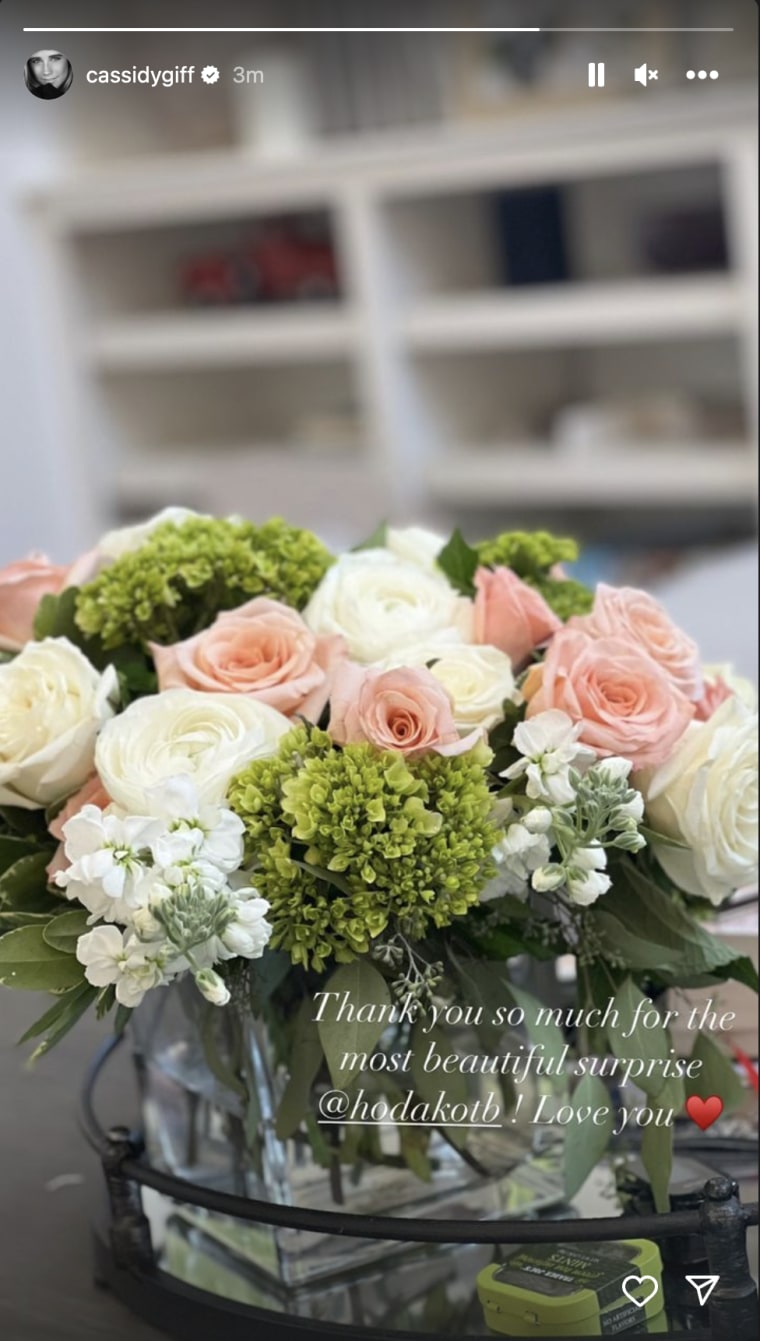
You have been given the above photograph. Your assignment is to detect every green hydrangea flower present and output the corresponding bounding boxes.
[228,728,498,971]
[476,529,579,577]
[75,516,333,649]
[476,529,593,619]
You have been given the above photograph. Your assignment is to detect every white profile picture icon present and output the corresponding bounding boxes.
[25,50,74,100]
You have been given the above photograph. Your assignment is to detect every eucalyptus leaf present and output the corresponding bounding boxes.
[686,1030,745,1111]
[275,998,325,1139]
[316,959,391,1088]
[640,1121,673,1213]
[0,924,85,992]
[435,528,479,597]
[563,1074,614,1201]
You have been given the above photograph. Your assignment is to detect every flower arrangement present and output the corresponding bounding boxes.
[0,509,757,1207]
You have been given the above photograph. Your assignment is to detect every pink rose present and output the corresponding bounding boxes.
[149,597,346,722]
[474,567,561,669]
[694,675,734,721]
[571,584,703,702]
[46,774,111,880]
[328,663,481,757]
[0,554,69,652]
[524,628,694,769]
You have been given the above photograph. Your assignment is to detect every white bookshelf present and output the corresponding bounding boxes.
[25,88,758,538]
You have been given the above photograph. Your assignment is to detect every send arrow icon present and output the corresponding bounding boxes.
[685,1276,720,1306]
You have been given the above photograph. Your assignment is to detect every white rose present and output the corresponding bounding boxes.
[96,688,290,814]
[385,526,446,572]
[638,696,758,905]
[99,506,204,561]
[303,549,473,664]
[0,638,117,810]
[378,640,515,731]
[67,508,209,587]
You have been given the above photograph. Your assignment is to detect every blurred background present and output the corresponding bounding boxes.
[0,0,757,669]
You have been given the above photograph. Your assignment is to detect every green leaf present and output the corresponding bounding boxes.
[0,806,49,840]
[0,924,85,992]
[33,586,81,641]
[594,863,742,984]
[710,955,759,993]
[17,981,97,1058]
[640,1121,673,1213]
[249,950,292,1015]
[686,1030,745,1112]
[351,521,388,551]
[0,911,56,933]
[0,850,57,912]
[43,908,91,954]
[409,1019,469,1145]
[0,835,43,877]
[639,826,690,850]
[316,959,391,1088]
[563,1074,615,1201]
[507,983,569,1091]
[607,980,671,1100]
[275,998,325,1139]
[435,528,479,597]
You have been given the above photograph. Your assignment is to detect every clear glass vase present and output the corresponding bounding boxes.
[131,976,564,1328]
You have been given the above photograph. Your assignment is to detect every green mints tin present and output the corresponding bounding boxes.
[477,1238,664,1336]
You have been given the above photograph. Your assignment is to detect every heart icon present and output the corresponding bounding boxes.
[685,1094,724,1131]
[622,1275,660,1308]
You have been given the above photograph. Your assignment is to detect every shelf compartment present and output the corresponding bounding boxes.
[427,445,756,507]
[114,448,385,543]
[88,308,358,371]
[100,361,362,450]
[402,277,743,351]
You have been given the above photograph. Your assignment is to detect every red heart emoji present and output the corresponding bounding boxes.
[685,1095,724,1131]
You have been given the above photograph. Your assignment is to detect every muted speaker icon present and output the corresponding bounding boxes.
[634,64,659,86]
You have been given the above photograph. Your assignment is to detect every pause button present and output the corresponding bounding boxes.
[588,62,605,88]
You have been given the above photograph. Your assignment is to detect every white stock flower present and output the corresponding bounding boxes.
[385,526,446,572]
[566,866,612,907]
[303,549,474,664]
[56,805,160,900]
[96,688,290,813]
[494,821,552,889]
[637,696,758,905]
[565,844,611,905]
[378,640,515,732]
[504,709,595,805]
[194,968,231,1006]
[76,925,169,1007]
[221,890,272,959]
[145,776,245,872]
[0,638,117,810]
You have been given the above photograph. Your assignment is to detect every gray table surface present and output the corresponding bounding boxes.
[0,991,163,1341]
